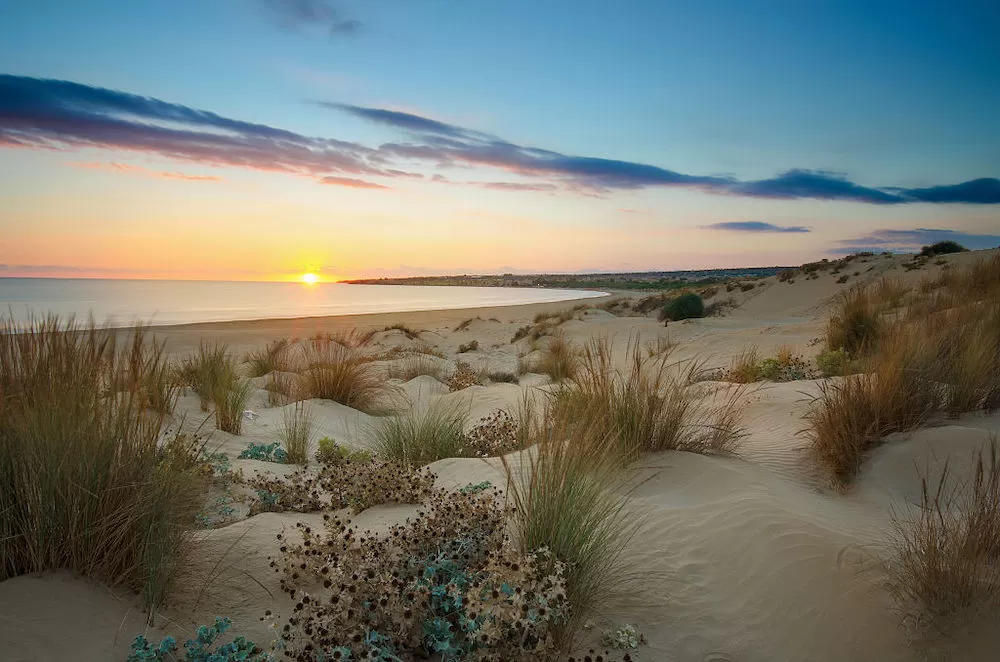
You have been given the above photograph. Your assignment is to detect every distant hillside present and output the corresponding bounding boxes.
[341,266,789,291]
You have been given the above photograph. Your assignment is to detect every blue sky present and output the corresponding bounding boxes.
[1,0,998,279]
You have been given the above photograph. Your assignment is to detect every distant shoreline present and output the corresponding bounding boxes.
[339,266,787,291]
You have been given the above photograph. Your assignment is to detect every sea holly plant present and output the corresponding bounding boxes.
[273,487,572,660]
[237,442,288,463]
[127,617,272,661]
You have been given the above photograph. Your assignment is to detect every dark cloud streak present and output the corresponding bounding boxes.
[258,0,361,36]
[703,221,811,233]
[835,228,1000,252]
[1,75,998,204]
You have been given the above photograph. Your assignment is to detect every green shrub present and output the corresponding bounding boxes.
[315,436,373,464]
[920,240,967,257]
[816,348,851,376]
[661,292,704,321]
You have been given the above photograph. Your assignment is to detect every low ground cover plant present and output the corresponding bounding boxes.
[238,441,288,463]
[248,458,436,514]
[272,487,572,661]
[128,616,270,661]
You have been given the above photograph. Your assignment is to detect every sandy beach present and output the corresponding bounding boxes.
[3,248,999,662]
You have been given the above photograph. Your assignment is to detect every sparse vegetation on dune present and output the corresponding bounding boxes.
[723,344,815,383]
[726,346,761,384]
[885,440,1000,636]
[457,338,479,353]
[0,316,202,619]
[177,341,251,433]
[808,255,1000,486]
[382,322,422,340]
[826,285,883,357]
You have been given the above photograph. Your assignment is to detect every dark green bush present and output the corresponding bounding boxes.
[661,293,705,321]
[919,241,967,257]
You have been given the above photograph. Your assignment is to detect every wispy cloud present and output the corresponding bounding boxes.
[70,161,222,182]
[3,75,999,204]
[332,103,1000,203]
[834,228,1000,253]
[258,0,361,36]
[476,182,557,192]
[319,175,388,189]
[702,221,811,233]
[1,74,387,182]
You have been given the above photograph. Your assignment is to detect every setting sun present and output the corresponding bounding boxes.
[301,272,319,284]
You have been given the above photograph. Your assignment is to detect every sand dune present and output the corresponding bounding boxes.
[3,248,998,661]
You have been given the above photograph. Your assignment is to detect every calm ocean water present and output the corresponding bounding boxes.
[0,278,607,327]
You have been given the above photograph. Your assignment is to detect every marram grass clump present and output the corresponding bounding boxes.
[0,316,201,620]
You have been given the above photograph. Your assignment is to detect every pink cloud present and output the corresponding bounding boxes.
[69,161,222,182]
[318,175,389,189]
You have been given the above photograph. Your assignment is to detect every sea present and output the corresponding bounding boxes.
[0,278,608,328]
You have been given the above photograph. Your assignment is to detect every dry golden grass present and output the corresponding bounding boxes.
[265,371,300,406]
[388,353,447,382]
[244,337,290,377]
[806,330,941,487]
[552,338,745,461]
[886,440,1000,635]
[808,254,1000,486]
[826,284,882,356]
[300,338,394,413]
[0,316,202,619]
[535,331,578,382]
[726,346,761,384]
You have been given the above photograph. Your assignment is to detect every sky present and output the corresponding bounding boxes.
[1,0,999,282]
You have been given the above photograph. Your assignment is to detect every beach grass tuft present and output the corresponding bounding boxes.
[300,338,393,413]
[504,403,638,644]
[280,400,315,465]
[0,316,202,620]
[368,401,470,465]
[886,440,1000,634]
[244,338,290,377]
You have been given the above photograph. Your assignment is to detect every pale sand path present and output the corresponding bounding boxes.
[3,248,999,661]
